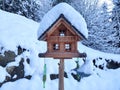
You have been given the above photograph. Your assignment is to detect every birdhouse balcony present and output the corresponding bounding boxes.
[48,36,78,42]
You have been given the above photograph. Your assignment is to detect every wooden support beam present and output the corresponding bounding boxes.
[38,52,87,59]
[59,59,64,90]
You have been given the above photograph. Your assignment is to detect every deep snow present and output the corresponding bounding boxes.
[0,9,120,90]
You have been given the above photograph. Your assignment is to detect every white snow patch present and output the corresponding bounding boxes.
[0,10,39,52]
[77,59,94,74]
[12,74,17,79]
[0,66,8,83]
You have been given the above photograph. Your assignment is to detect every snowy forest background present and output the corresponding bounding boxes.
[0,0,120,54]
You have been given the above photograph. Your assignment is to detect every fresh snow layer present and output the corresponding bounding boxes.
[37,3,88,39]
[0,10,47,53]
[0,66,9,83]
[0,9,120,90]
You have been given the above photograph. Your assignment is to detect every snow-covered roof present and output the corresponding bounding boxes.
[37,3,88,39]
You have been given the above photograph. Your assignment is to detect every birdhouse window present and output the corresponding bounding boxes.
[53,44,59,50]
[59,30,65,36]
[65,44,71,51]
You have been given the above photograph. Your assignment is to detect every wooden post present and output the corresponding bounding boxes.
[59,59,64,90]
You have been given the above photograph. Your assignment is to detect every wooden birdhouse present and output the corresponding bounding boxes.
[37,3,88,90]
[38,14,87,59]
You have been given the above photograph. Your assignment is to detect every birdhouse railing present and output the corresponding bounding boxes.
[48,36,77,42]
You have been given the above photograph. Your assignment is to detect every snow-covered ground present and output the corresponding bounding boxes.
[0,10,120,90]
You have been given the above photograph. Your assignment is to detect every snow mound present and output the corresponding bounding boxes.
[77,59,94,75]
[0,10,47,53]
[37,2,88,39]
[0,66,9,83]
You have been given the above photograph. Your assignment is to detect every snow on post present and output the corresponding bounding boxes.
[37,3,88,39]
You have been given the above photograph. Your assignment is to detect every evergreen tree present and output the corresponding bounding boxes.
[112,0,120,49]
[0,0,40,21]
[71,0,120,53]
[52,0,71,6]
